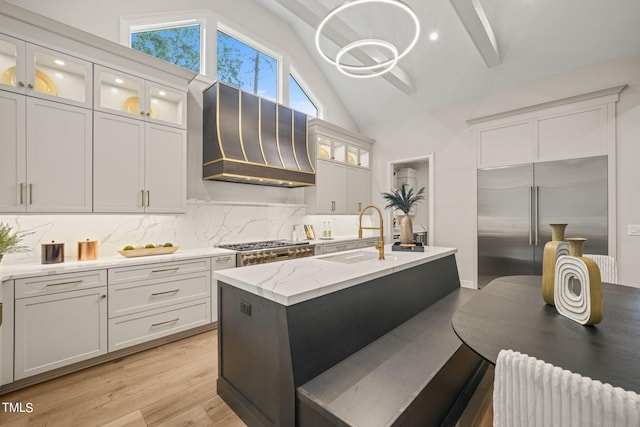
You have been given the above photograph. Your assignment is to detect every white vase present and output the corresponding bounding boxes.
[399,215,413,244]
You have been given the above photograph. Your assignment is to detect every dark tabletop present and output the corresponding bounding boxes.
[452,275,640,393]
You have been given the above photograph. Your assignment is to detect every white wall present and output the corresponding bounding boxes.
[366,53,640,288]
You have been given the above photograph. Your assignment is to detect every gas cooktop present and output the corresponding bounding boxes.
[218,240,309,252]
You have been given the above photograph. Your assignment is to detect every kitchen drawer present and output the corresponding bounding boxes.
[109,271,210,318]
[15,270,107,299]
[357,237,378,249]
[321,241,358,254]
[212,254,236,270]
[108,258,211,285]
[108,299,210,351]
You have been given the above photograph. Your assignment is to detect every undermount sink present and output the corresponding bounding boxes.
[318,250,381,264]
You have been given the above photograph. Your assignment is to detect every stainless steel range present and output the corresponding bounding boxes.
[218,240,314,267]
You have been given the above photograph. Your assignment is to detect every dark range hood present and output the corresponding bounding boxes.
[202,82,315,187]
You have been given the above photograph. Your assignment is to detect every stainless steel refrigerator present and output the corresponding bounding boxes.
[477,155,607,287]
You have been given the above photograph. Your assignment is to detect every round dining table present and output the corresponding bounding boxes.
[451,275,640,393]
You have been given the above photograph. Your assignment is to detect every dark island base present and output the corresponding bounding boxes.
[218,254,481,426]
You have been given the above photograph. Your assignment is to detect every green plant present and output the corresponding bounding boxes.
[0,223,32,255]
[381,185,425,214]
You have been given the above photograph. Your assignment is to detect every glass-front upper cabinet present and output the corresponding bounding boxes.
[94,65,186,128]
[0,34,25,94]
[27,44,92,108]
[343,144,370,168]
[317,136,345,162]
[0,34,92,107]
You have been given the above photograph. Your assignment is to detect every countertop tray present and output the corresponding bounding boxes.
[391,242,425,252]
[117,246,179,258]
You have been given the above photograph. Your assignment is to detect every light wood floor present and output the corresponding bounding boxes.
[0,330,245,426]
[0,330,494,426]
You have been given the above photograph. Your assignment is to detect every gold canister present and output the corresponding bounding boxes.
[78,239,98,261]
[41,241,64,264]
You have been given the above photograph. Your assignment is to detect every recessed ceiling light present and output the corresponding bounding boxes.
[158,90,166,96]
[115,78,124,84]
[429,32,439,41]
[54,59,65,66]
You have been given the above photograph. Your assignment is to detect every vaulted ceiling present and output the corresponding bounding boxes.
[254,0,640,131]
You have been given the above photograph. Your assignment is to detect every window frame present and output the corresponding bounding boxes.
[216,22,283,103]
[120,10,209,75]
[289,67,323,118]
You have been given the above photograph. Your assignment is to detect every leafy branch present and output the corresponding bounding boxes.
[0,223,33,255]
[381,185,425,215]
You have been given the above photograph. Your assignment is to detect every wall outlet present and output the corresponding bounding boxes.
[240,301,252,316]
[628,225,640,236]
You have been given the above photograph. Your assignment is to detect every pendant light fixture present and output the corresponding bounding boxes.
[315,0,420,79]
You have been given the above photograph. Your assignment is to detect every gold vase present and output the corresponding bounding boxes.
[566,238,587,257]
[542,224,569,305]
[399,215,413,245]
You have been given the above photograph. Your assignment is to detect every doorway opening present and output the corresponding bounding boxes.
[387,154,434,246]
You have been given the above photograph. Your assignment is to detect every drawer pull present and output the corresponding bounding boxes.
[336,245,347,250]
[150,289,180,297]
[151,317,180,327]
[150,267,179,274]
[216,256,232,262]
[47,280,83,287]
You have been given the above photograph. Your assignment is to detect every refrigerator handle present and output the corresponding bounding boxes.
[529,186,533,245]
[534,186,540,246]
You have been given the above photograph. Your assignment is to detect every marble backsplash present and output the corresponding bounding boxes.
[0,200,373,265]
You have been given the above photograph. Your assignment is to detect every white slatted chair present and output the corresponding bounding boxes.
[583,254,618,284]
[494,349,640,427]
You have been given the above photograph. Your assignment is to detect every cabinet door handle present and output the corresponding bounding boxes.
[151,267,179,274]
[141,190,145,207]
[147,190,150,207]
[17,81,24,88]
[151,289,180,296]
[19,183,23,205]
[27,83,34,89]
[101,294,107,299]
[358,202,362,212]
[47,280,83,287]
[151,317,180,327]
[29,183,33,204]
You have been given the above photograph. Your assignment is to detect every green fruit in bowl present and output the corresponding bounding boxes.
[164,242,173,247]
[145,244,156,249]
[123,245,135,251]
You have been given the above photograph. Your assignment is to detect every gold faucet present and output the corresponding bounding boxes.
[358,205,385,260]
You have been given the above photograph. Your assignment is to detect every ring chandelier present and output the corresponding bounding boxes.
[315,0,420,79]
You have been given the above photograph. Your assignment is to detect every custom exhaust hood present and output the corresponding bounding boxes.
[202,82,315,187]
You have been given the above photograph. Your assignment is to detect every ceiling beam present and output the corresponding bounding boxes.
[274,0,417,95]
[449,0,501,68]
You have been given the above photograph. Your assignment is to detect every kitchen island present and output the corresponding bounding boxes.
[214,245,482,426]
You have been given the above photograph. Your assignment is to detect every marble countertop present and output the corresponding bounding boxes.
[214,245,457,306]
[0,247,236,282]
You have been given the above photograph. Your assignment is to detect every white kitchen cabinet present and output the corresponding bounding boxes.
[0,34,92,109]
[94,65,186,129]
[211,253,236,323]
[472,87,622,168]
[0,94,92,213]
[346,167,371,214]
[306,119,374,215]
[26,97,93,212]
[314,160,347,214]
[107,258,212,351]
[1,280,14,386]
[0,90,25,212]
[93,111,186,213]
[14,278,108,380]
